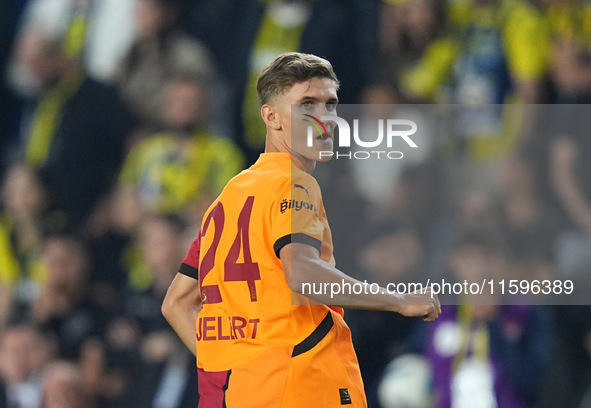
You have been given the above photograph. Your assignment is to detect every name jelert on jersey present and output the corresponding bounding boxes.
[196,315,260,341]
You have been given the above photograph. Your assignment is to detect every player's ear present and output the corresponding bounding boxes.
[261,104,281,130]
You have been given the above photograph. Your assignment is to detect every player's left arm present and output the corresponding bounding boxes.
[281,243,441,321]
[162,272,202,356]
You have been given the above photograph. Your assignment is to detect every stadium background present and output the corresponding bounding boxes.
[1,0,591,407]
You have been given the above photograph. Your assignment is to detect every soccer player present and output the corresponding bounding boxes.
[162,52,441,408]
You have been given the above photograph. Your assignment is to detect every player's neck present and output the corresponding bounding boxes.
[264,137,314,173]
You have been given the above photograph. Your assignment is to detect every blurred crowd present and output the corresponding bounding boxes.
[1,0,591,407]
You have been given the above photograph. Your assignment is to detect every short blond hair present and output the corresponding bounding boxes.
[256,52,339,106]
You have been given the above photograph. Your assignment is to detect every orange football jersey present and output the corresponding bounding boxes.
[184,152,343,371]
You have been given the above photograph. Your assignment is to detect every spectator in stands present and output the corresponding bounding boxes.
[449,0,549,103]
[87,77,237,308]
[116,0,213,126]
[545,0,591,103]
[40,361,94,408]
[347,81,438,233]
[131,337,198,408]
[124,215,189,330]
[0,164,56,329]
[447,0,550,162]
[28,234,108,361]
[547,102,591,408]
[8,28,136,230]
[379,0,549,172]
[178,0,374,161]
[495,151,562,259]
[83,318,141,408]
[549,105,591,279]
[116,76,244,224]
[8,0,137,84]
[240,0,375,158]
[545,15,591,392]
[416,229,553,408]
[545,1,591,281]
[0,323,45,408]
[81,215,197,408]
[239,0,318,153]
[124,215,198,408]
[378,0,458,103]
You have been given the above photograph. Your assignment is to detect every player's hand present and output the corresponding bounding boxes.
[397,287,441,322]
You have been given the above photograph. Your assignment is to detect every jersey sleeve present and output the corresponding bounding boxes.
[178,233,201,279]
[270,174,325,258]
